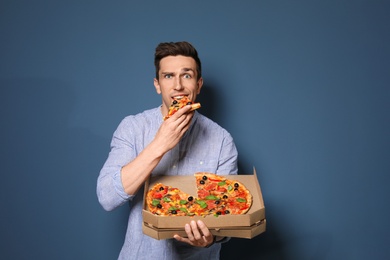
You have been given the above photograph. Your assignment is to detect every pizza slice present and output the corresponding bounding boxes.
[218,179,252,215]
[146,183,195,216]
[163,96,201,120]
[195,172,227,199]
[195,172,252,215]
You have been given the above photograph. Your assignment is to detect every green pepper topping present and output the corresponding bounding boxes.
[218,181,226,186]
[180,200,188,205]
[205,195,219,200]
[236,198,246,203]
[152,199,160,206]
[195,200,208,209]
[163,197,172,202]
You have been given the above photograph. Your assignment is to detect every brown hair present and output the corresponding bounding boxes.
[154,41,202,80]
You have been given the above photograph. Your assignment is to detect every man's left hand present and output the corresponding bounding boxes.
[173,220,214,248]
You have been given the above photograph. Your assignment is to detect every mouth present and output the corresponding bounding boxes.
[171,95,189,100]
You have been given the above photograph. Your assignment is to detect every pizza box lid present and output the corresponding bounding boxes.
[142,168,266,235]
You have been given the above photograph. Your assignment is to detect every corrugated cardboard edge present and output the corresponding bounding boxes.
[143,219,266,240]
[253,167,266,223]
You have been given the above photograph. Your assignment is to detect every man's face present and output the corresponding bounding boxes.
[154,55,203,116]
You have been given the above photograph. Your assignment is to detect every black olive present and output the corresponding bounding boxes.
[188,196,193,201]
[234,188,238,191]
[173,100,178,104]
[171,210,177,214]
[223,195,228,199]
[202,176,208,180]
[159,186,164,191]
[215,200,220,205]
[187,102,192,105]
[216,211,222,215]
[224,210,230,214]
[234,183,239,188]
[200,180,205,185]
[157,204,162,208]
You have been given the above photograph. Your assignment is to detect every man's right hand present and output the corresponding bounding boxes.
[153,105,195,154]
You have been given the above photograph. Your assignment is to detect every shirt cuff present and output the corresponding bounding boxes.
[113,170,133,201]
[216,236,230,244]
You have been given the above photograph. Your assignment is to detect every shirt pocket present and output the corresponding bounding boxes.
[182,157,219,173]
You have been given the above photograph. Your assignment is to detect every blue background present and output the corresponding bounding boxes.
[1,0,389,259]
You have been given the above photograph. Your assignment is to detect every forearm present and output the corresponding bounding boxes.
[120,139,166,195]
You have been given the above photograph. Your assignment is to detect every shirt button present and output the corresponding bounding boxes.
[172,165,177,168]
[200,161,204,165]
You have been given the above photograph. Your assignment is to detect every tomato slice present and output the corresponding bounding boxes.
[152,193,162,199]
[162,202,171,210]
[206,200,217,210]
[208,177,223,182]
[204,183,217,191]
[197,189,209,198]
[217,186,227,193]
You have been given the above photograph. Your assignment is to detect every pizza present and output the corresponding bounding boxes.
[146,173,252,216]
[163,96,201,120]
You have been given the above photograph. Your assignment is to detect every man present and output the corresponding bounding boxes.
[97,41,238,259]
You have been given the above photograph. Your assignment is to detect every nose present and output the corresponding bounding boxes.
[174,77,183,90]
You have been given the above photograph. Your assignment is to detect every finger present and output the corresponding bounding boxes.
[173,234,188,243]
[170,105,192,120]
[196,220,210,236]
[189,220,202,241]
[162,110,192,135]
[172,113,193,138]
[197,220,213,243]
[178,110,194,128]
[167,108,193,131]
[178,104,193,115]
[184,223,195,241]
[179,114,193,132]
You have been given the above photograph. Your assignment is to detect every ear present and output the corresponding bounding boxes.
[154,78,161,94]
[196,77,204,94]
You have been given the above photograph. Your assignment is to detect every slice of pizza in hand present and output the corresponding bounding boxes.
[163,96,201,120]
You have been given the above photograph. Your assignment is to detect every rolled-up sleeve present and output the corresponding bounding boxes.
[97,118,136,211]
[216,131,238,175]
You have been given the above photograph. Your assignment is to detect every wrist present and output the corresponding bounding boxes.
[205,235,217,248]
[147,140,167,159]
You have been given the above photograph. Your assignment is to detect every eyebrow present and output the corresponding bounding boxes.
[161,68,195,75]
[182,68,194,73]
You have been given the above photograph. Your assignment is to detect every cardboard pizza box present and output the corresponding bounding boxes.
[142,168,266,240]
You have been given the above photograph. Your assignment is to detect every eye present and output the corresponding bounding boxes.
[183,74,192,79]
[164,74,173,79]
